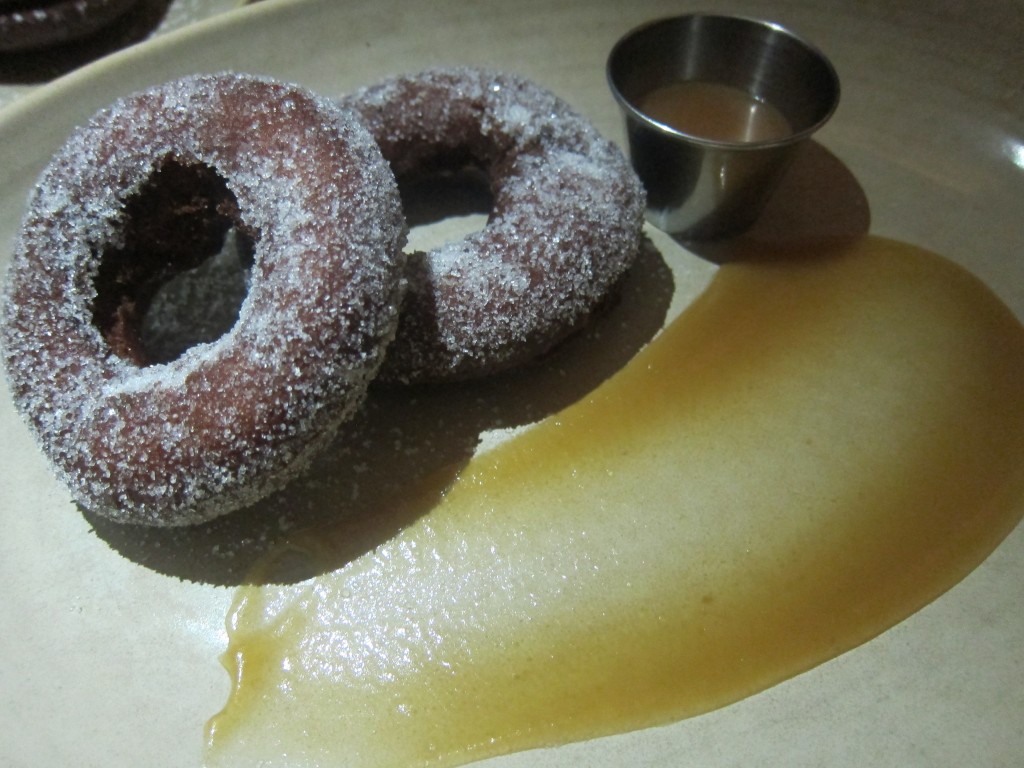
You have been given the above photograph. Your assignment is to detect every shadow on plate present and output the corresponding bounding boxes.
[683,140,871,264]
[80,137,867,586]
[0,0,173,84]
[83,237,676,586]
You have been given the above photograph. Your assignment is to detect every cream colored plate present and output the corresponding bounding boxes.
[0,0,1021,766]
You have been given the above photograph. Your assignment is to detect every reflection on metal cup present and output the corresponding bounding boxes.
[607,14,840,241]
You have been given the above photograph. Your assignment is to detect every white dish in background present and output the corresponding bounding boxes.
[0,0,1021,767]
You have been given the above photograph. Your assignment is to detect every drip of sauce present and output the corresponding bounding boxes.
[205,237,1024,768]
[639,81,792,143]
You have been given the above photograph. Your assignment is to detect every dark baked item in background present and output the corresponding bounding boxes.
[0,0,171,83]
[0,0,141,52]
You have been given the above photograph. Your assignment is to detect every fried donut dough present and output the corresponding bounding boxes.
[1,73,407,526]
[344,67,646,383]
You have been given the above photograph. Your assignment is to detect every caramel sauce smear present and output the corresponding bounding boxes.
[206,236,1024,768]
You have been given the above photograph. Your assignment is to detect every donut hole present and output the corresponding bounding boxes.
[398,164,493,253]
[139,228,252,364]
[91,159,255,366]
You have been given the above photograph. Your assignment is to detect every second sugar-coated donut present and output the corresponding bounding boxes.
[0,73,407,526]
[344,67,646,384]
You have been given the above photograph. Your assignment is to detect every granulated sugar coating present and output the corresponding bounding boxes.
[0,73,407,526]
[344,67,646,383]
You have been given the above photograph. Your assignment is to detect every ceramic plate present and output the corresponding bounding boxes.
[0,0,1021,766]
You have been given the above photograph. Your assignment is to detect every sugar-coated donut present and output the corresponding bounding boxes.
[343,67,646,383]
[0,73,407,526]
[0,0,139,52]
